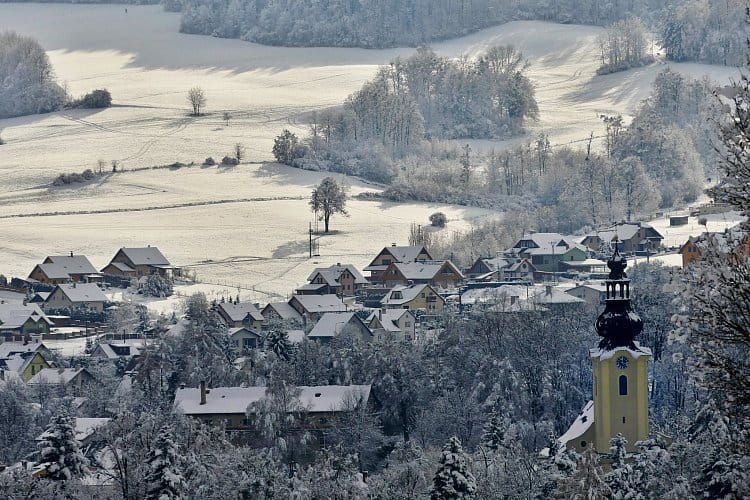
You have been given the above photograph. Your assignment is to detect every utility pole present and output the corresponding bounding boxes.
[309,222,313,258]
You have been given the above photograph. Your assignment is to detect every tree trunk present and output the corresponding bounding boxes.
[324,212,330,233]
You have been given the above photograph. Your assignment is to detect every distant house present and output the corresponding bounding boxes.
[460,285,533,312]
[367,309,416,342]
[90,342,142,361]
[174,383,372,432]
[532,285,586,308]
[101,247,179,278]
[45,283,108,312]
[0,303,53,339]
[512,233,588,273]
[0,341,53,381]
[581,222,664,254]
[381,284,445,312]
[301,264,369,297]
[216,302,264,330]
[679,229,750,268]
[288,294,347,323]
[37,417,110,448]
[566,282,608,306]
[27,367,96,394]
[381,260,464,289]
[261,302,303,323]
[307,312,373,343]
[28,254,100,285]
[465,256,511,280]
[364,245,432,284]
[559,259,608,275]
[229,327,263,352]
[28,292,51,304]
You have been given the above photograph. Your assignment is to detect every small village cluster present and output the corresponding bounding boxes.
[0,217,747,481]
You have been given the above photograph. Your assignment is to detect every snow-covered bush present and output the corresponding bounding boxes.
[138,274,174,298]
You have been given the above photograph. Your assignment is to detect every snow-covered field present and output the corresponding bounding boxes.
[0,4,742,308]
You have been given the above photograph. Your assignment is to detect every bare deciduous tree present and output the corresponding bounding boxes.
[233,143,245,163]
[187,86,207,116]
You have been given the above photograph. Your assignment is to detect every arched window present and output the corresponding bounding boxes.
[619,375,628,395]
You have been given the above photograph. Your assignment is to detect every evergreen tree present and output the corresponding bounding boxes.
[265,327,294,361]
[145,426,185,500]
[37,411,87,481]
[481,413,505,452]
[605,434,636,499]
[430,436,476,500]
[557,447,612,499]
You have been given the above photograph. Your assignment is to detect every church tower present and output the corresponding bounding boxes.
[560,239,652,453]
[591,240,651,452]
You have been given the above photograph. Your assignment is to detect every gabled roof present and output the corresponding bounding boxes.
[365,245,431,270]
[218,302,264,323]
[523,242,587,256]
[33,255,98,280]
[308,264,368,285]
[28,367,92,385]
[460,285,530,306]
[559,401,594,446]
[308,312,371,338]
[567,282,607,293]
[0,304,53,330]
[228,327,261,339]
[37,417,110,443]
[514,233,577,249]
[117,247,170,266]
[0,341,48,358]
[174,384,372,415]
[262,302,302,321]
[105,262,136,273]
[367,309,412,332]
[289,294,347,314]
[51,283,108,303]
[585,222,664,244]
[381,284,434,306]
[93,343,141,359]
[391,260,463,281]
[481,257,511,271]
[532,286,586,305]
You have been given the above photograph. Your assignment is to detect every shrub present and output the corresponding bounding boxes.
[203,157,216,166]
[220,156,239,166]
[138,274,174,298]
[53,168,98,186]
[75,89,112,109]
[429,212,448,227]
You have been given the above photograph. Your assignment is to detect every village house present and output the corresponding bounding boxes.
[512,233,589,273]
[0,341,53,381]
[37,417,110,449]
[459,284,532,312]
[367,309,416,342]
[90,342,142,361]
[44,283,108,312]
[101,246,179,278]
[531,285,586,308]
[307,312,373,343]
[215,301,264,330]
[565,282,608,307]
[174,382,372,434]
[465,256,537,282]
[364,244,432,284]
[261,302,303,323]
[679,228,750,267]
[229,326,263,352]
[27,253,100,285]
[581,222,664,255]
[27,367,96,394]
[0,303,53,339]
[559,259,608,275]
[298,264,369,297]
[381,260,464,290]
[381,284,445,312]
[288,294,348,323]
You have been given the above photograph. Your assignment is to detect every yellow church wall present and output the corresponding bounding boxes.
[592,346,651,453]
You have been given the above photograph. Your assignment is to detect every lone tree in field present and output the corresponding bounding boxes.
[310,176,348,233]
[187,86,206,116]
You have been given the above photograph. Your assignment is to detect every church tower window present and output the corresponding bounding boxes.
[619,375,628,395]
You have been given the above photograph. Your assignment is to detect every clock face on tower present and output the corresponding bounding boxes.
[616,356,629,369]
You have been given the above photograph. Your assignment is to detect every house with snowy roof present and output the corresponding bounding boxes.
[215,301,264,330]
[90,342,142,361]
[288,294,347,323]
[367,309,416,342]
[531,285,586,308]
[565,282,608,307]
[364,244,432,284]
[45,283,108,312]
[37,417,110,448]
[28,367,96,394]
[28,254,100,285]
[466,256,537,282]
[101,246,179,278]
[381,284,444,312]
[299,264,369,297]
[512,233,588,273]
[261,302,303,323]
[174,382,372,433]
[679,227,750,268]
[0,341,53,381]
[307,312,372,343]
[459,285,533,312]
[0,303,53,339]
[581,222,663,255]
[381,260,463,290]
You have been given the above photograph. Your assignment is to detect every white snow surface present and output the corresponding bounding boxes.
[0,4,742,310]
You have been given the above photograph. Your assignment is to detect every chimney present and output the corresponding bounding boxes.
[179,383,185,389]
[336,263,341,267]
[378,309,382,320]
[70,251,73,257]
[545,285,552,296]
[391,243,396,247]
[200,381,207,405]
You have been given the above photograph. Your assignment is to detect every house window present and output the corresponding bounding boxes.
[405,321,411,327]
[619,375,628,395]
[622,417,626,423]
[243,338,257,349]
[421,293,425,298]
[382,259,391,265]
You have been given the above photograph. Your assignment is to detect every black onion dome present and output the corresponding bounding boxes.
[596,239,643,350]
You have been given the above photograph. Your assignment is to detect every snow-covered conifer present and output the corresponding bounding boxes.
[37,411,87,481]
[430,436,476,500]
[145,425,185,500]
